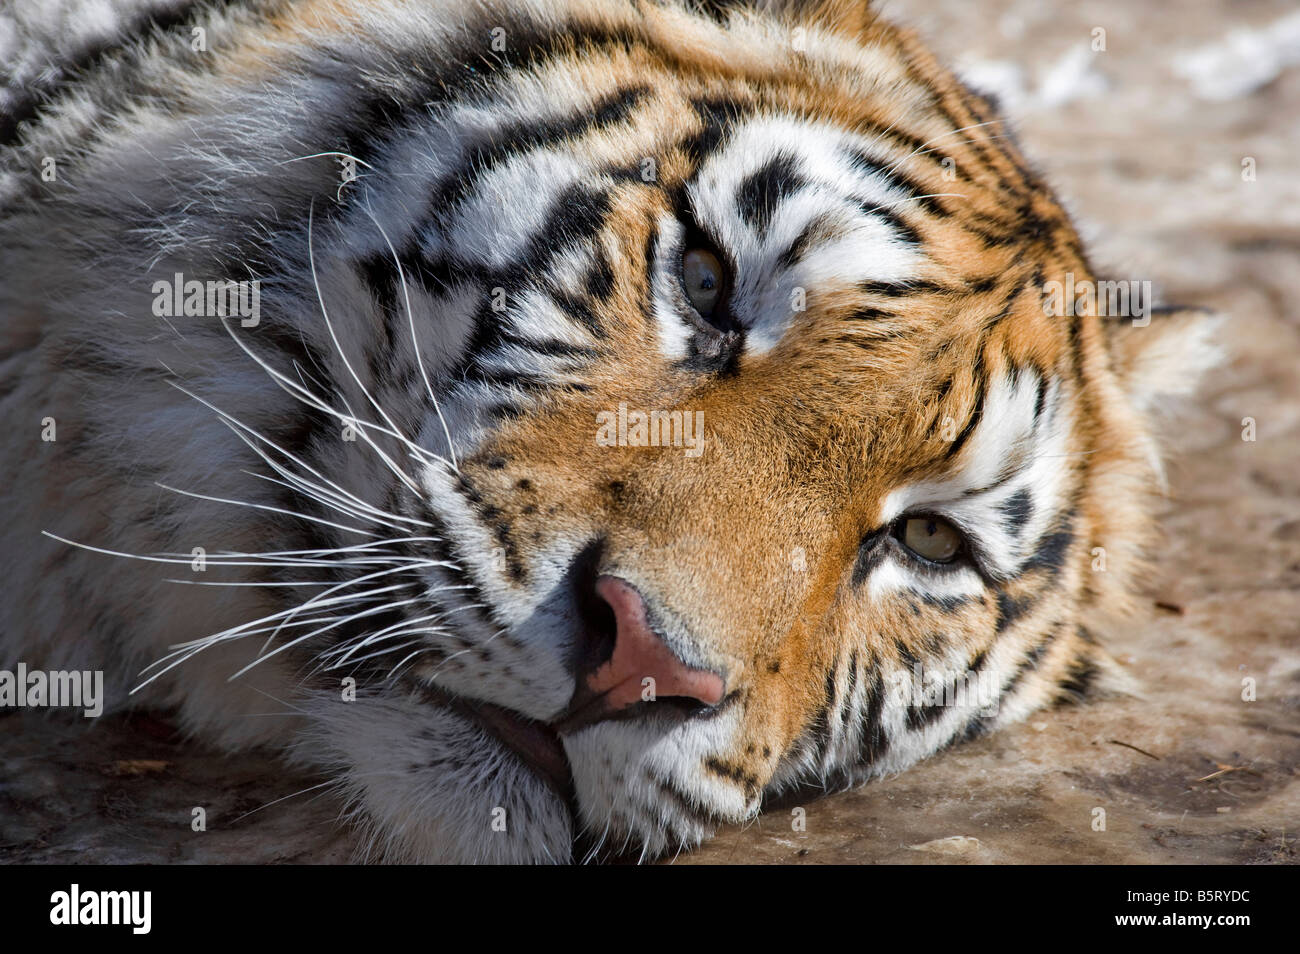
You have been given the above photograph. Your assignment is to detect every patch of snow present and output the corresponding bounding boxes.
[1172,11,1300,102]
[908,835,982,855]
[958,44,1109,114]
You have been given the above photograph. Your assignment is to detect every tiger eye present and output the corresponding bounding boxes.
[901,516,962,563]
[682,248,725,317]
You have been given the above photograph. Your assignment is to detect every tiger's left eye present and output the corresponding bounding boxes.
[682,247,726,318]
[899,516,963,564]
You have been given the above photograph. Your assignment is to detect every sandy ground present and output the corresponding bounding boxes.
[2,0,1298,864]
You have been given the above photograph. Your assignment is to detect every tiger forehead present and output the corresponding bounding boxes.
[215,0,1081,470]
[405,10,1024,198]
[319,0,1072,316]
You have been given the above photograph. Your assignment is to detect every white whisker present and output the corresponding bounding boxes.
[230,597,423,679]
[155,481,377,538]
[361,194,459,471]
[305,201,428,497]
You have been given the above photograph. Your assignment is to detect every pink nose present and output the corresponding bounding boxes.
[581,576,725,712]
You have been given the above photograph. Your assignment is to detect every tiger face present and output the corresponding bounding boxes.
[0,0,1219,863]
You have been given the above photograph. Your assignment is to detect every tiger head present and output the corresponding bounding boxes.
[255,0,1220,863]
[5,0,1219,863]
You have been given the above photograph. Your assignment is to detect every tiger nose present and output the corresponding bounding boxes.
[574,576,725,717]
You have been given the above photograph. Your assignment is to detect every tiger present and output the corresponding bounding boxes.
[0,0,1220,863]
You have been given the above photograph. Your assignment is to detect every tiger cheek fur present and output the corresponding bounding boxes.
[0,0,1219,862]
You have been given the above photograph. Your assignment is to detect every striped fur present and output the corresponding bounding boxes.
[0,0,1218,862]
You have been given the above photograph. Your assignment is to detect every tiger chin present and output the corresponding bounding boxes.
[0,0,1220,863]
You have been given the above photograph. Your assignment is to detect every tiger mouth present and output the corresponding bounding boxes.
[470,700,574,796]
[421,684,575,798]
[419,683,721,800]
[415,677,733,852]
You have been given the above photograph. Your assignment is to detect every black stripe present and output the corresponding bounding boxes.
[906,680,958,730]
[833,330,906,351]
[851,526,890,586]
[998,621,1064,701]
[905,53,1028,196]
[911,590,972,612]
[415,502,519,638]
[461,367,593,398]
[1058,626,1100,698]
[515,183,617,284]
[998,488,1034,538]
[894,637,920,672]
[841,146,949,218]
[422,84,650,230]
[1022,516,1075,577]
[703,757,760,800]
[857,200,921,245]
[857,670,889,766]
[649,772,720,827]
[978,273,1032,334]
[1032,374,1048,421]
[858,279,954,297]
[776,214,832,271]
[358,253,416,396]
[448,185,617,374]
[493,333,600,360]
[682,94,751,165]
[1058,655,1098,699]
[844,306,896,322]
[945,384,984,460]
[810,666,839,765]
[995,590,1036,633]
[736,152,805,236]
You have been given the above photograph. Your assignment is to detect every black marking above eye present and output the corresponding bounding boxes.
[998,489,1034,536]
[736,152,804,236]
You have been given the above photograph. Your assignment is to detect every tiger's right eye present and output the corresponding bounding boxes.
[682,247,727,319]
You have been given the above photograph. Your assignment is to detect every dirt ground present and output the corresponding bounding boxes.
[2,0,1298,864]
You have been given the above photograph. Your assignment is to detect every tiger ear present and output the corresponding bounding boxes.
[696,0,876,37]
[1103,306,1224,415]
